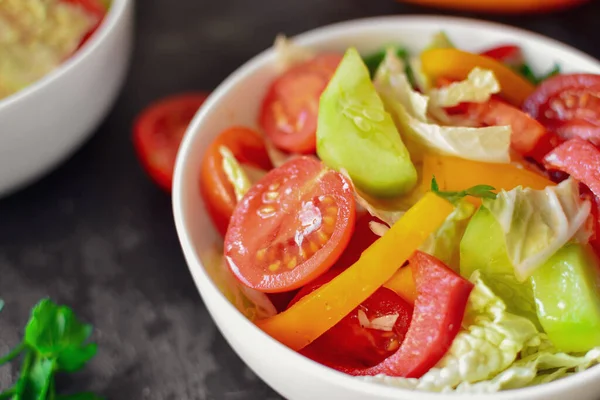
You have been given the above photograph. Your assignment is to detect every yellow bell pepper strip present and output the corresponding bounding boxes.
[421,154,554,205]
[384,266,417,305]
[420,48,536,106]
[255,192,454,351]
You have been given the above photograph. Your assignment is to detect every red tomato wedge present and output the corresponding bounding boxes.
[524,74,600,145]
[224,156,356,293]
[259,54,342,154]
[335,251,473,378]
[292,268,413,369]
[466,98,562,163]
[200,126,273,236]
[480,45,524,68]
[61,0,107,48]
[544,138,600,198]
[134,92,209,192]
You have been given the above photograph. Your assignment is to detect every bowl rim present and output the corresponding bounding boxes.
[0,0,130,112]
[173,15,600,399]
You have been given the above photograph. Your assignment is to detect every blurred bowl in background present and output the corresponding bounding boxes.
[0,0,133,196]
[398,0,590,14]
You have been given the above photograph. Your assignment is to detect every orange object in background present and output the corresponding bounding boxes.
[399,0,589,13]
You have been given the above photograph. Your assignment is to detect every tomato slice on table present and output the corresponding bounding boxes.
[61,0,108,47]
[291,268,413,369]
[200,126,274,236]
[224,156,356,293]
[524,74,600,145]
[336,251,474,378]
[259,54,342,154]
[133,92,209,192]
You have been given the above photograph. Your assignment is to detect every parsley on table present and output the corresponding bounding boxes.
[431,176,497,204]
[0,299,102,400]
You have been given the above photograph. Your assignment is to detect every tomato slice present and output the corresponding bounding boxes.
[544,138,600,198]
[336,251,474,378]
[465,97,562,163]
[224,156,356,292]
[134,92,209,191]
[480,44,524,68]
[61,0,107,48]
[292,268,413,369]
[524,74,600,145]
[259,54,342,154]
[200,126,273,236]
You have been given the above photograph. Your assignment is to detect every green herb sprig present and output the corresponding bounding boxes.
[0,299,102,400]
[431,176,497,204]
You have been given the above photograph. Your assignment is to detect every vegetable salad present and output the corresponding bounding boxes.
[198,32,600,393]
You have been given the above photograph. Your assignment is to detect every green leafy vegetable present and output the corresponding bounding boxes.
[483,178,591,281]
[420,199,476,270]
[0,299,102,400]
[431,176,497,204]
[428,67,500,109]
[518,63,561,85]
[374,50,512,164]
[363,46,408,78]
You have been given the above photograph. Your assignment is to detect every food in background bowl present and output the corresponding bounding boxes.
[0,0,108,100]
[173,17,600,400]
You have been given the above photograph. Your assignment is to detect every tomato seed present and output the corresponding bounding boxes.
[257,205,276,218]
[256,248,267,261]
[268,182,280,191]
[263,191,279,202]
[323,216,335,225]
[287,257,297,269]
[317,231,329,244]
[327,207,338,215]
[268,261,281,272]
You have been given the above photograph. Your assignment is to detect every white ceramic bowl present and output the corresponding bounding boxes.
[0,0,133,196]
[173,16,600,400]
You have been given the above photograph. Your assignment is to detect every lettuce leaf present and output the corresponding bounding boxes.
[202,247,277,321]
[374,51,511,164]
[273,35,315,72]
[220,146,267,201]
[455,336,600,392]
[483,178,592,281]
[428,67,500,108]
[420,199,475,270]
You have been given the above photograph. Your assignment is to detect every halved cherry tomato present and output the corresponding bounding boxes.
[224,156,356,293]
[134,93,209,192]
[61,0,107,48]
[292,268,413,369]
[259,54,342,154]
[480,45,524,68]
[200,126,273,236]
[523,74,600,145]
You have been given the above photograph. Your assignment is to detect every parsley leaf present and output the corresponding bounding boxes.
[25,299,97,373]
[0,299,102,400]
[431,176,497,204]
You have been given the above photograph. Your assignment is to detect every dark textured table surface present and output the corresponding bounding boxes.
[1,1,599,399]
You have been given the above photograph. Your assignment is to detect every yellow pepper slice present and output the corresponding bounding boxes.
[421,154,554,204]
[420,48,535,106]
[256,192,454,351]
[384,266,417,305]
